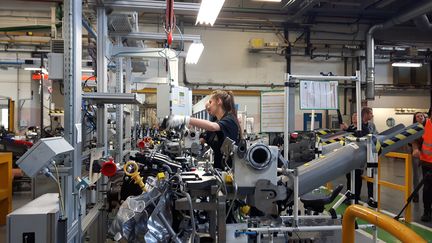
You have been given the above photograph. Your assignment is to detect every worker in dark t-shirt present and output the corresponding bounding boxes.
[162,90,241,169]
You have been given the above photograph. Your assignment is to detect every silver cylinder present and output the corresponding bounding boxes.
[296,142,367,196]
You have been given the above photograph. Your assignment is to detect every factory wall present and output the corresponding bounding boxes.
[0,53,46,134]
[175,28,429,132]
[0,28,430,134]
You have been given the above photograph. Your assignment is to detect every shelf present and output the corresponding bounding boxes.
[82,93,144,105]
[248,47,280,53]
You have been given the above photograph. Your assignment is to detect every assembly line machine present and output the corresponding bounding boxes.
[9,114,426,242]
[4,1,428,242]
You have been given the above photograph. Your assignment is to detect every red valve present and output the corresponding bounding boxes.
[101,158,117,177]
[138,140,145,149]
[167,32,173,46]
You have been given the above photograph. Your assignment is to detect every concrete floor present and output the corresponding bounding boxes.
[1,156,431,242]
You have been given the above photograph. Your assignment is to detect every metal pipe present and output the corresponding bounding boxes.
[283,74,290,160]
[365,24,383,100]
[40,55,44,138]
[96,7,108,154]
[342,205,426,243]
[365,1,432,100]
[295,122,424,197]
[296,142,367,196]
[82,19,97,39]
[247,224,374,233]
[109,31,200,42]
[281,215,341,220]
[355,70,361,132]
[289,74,358,81]
[414,15,432,31]
[382,2,432,29]
[0,49,49,53]
[343,57,348,115]
[0,61,24,65]
[293,172,299,226]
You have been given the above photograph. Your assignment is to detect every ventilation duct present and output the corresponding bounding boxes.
[366,1,432,100]
[414,15,432,31]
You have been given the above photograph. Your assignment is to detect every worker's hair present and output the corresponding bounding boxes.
[412,112,425,124]
[210,90,242,138]
[361,107,372,118]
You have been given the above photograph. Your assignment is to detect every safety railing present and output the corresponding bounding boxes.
[362,152,412,222]
[342,204,425,243]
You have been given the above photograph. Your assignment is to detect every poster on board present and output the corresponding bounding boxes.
[300,81,338,110]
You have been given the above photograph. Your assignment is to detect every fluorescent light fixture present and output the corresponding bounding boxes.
[24,67,48,74]
[392,62,422,68]
[186,42,204,64]
[196,0,225,26]
[82,69,95,73]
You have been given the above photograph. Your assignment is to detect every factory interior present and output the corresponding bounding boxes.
[1,0,432,242]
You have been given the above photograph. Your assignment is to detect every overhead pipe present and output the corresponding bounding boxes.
[288,0,320,22]
[366,0,432,100]
[414,15,432,31]
[365,24,383,100]
[0,60,24,65]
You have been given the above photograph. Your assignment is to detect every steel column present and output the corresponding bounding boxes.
[63,0,82,242]
[116,37,124,164]
[97,7,108,154]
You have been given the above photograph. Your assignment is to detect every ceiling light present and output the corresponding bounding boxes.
[391,62,422,68]
[186,42,204,64]
[82,69,95,73]
[24,67,48,74]
[196,0,225,26]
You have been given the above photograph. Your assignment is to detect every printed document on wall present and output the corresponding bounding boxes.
[300,81,338,110]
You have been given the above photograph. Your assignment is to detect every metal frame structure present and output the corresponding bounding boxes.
[283,71,362,228]
[59,2,202,241]
[38,1,203,241]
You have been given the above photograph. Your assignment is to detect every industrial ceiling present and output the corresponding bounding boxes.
[0,0,431,52]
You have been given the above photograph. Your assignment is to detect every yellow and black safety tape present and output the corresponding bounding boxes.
[321,137,345,145]
[372,123,424,155]
[316,129,332,135]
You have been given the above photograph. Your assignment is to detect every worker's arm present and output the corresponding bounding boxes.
[340,122,349,130]
[189,118,221,131]
[412,139,421,158]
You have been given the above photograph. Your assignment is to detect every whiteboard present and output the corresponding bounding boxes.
[299,81,338,110]
[260,91,284,132]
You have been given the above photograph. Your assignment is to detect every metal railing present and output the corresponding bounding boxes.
[362,152,412,222]
[342,204,426,243]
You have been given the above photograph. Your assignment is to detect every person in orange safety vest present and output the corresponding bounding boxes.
[413,110,432,222]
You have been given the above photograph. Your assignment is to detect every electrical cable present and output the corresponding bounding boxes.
[82,75,96,90]
[53,163,66,219]
[78,185,84,216]
[182,191,196,243]
[175,24,185,53]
